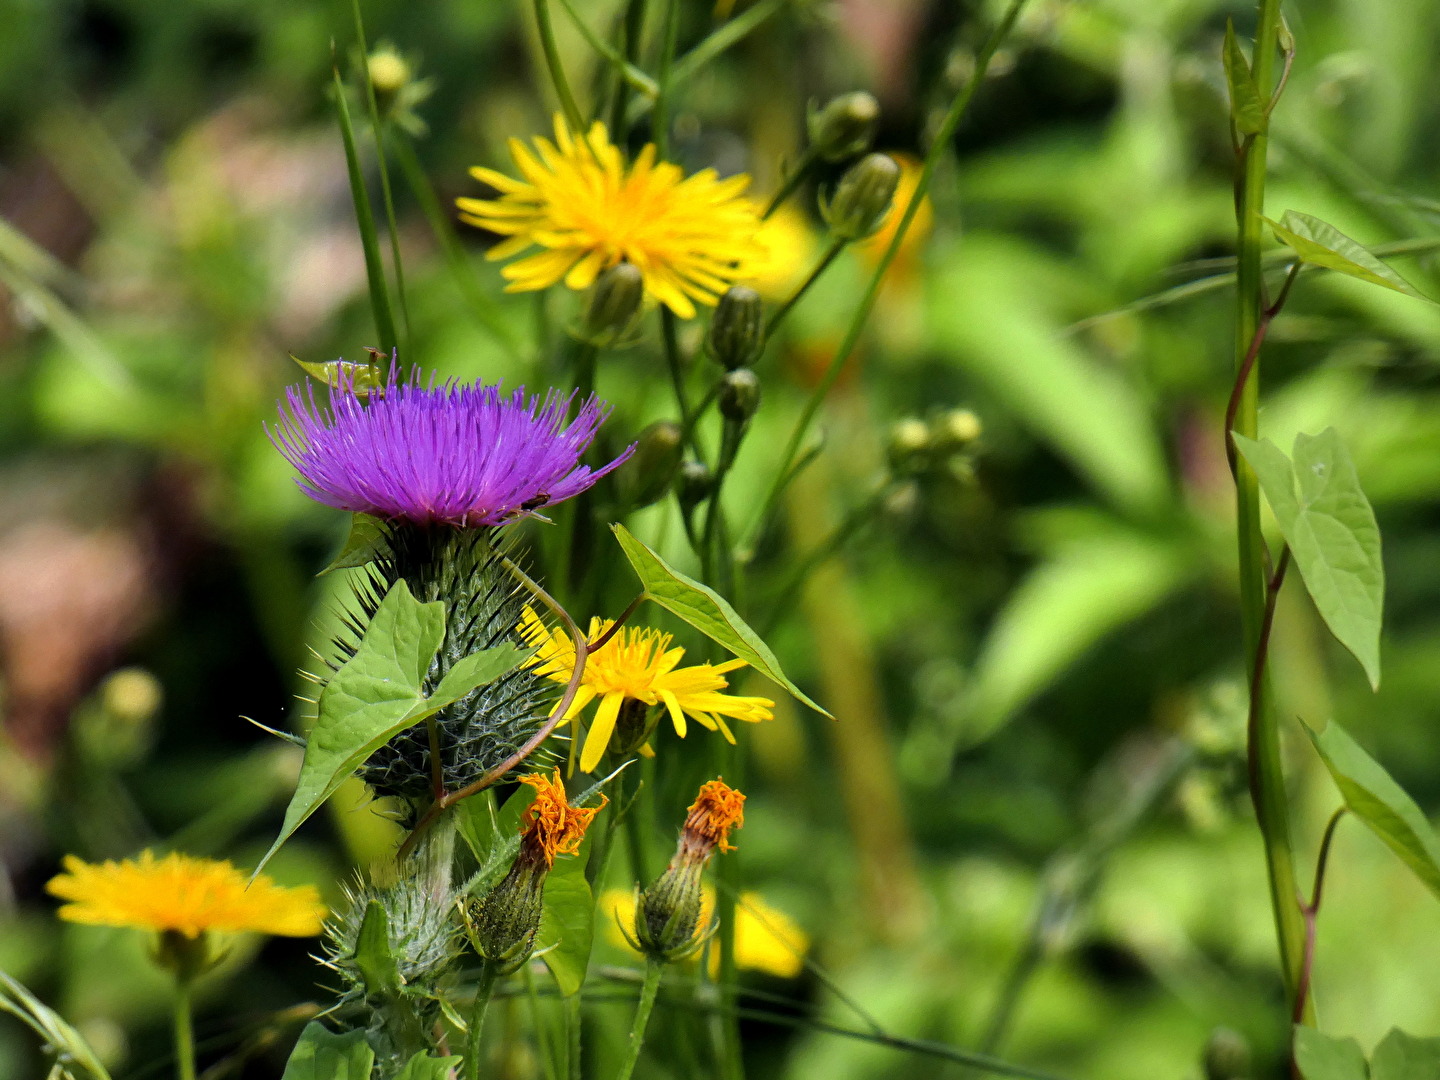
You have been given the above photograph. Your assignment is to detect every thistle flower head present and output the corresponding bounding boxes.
[458,115,763,319]
[271,367,633,528]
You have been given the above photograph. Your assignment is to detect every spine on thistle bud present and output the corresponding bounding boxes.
[466,770,604,973]
[626,779,745,963]
[706,286,764,370]
[822,153,902,241]
[807,91,881,162]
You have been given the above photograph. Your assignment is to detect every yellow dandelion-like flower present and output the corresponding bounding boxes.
[457,115,763,320]
[519,608,775,773]
[735,203,817,300]
[857,152,933,271]
[46,851,326,939]
[602,887,809,979]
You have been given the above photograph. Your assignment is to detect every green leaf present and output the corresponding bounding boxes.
[535,851,595,996]
[1371,1029,1440,1080]
[1307,720,1440,901]
[281,1022,374,1080]
[1266,211,1430,300]
[610,524,831,718]
[257,581,524,874]
[395,1053,464,1080]
[1233,429,1384,689]
[291,356,387,397]
[321,514,390,574]
[1295,1028,1369,1080]
[355,900,402,997]
[1222,21,1266,135]
[0,971,113,1080]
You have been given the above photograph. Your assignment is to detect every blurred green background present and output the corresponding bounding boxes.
[3,0,1440,1077]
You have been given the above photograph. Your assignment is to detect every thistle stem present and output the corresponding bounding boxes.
[465,962,500,1080]
[173,980,196,1080]
[614,959,665,1080]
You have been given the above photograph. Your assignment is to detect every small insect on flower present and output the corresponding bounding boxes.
[457,115,763,320]
[519,609,775,773]
[46,851,326,940]
[270,366,633,528]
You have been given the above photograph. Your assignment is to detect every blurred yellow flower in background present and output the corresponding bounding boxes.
[602,887,808,978]
[458,115,762,319]
[736,204,817,300]
[520,609,775,772]
[47,851,326,939]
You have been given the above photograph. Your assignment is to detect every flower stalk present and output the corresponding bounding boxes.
[614,958,664,1080]
[172,979,196,1080]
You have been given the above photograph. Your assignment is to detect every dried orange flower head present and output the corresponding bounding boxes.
[519,769,606,869]
[680,778,746,859]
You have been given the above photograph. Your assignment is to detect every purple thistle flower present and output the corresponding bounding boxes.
[271,368,634,527]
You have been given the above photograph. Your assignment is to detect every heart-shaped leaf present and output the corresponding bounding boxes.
[1371,1029,1440,1080]
[1266,212,1430,300]
[1294,1028,1369,1080]
[281,1022,374,1080]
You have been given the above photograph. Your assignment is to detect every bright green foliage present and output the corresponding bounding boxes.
[536,849,596,996]
[1266,212,1430,300]
[611,523,831,717]
[1370,1030,1440,1080]
[1222,21,1266,135]
[0,972,113,1080]
[280,1023,374,1080]
[1295,1028,1369,1080]
[258,580,525,874]
[1307,720,1440,901]
[355,900,402,998]
[321,513,389,573]
[1233,429,1384,689]
[395,1053,465,1080]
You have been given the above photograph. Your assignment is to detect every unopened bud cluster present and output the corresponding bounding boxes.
[886,408,983,478]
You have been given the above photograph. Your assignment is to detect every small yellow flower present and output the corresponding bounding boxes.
[602,888,809,979]
[735,204,817,300]
[517,768,606,869]
[520,609,775,773]
[458,115,763,320]
[857,152,933,271]
[46,851,326,939]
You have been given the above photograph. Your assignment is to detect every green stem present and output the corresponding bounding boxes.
[333,65,397,357]
[1232,0,1308,1015]
[533,0,587,133]
[743,0,1030,556]
[661,310,705,460]
[566,991,583,1080]
[609,0,651,131]
[465,962,500,1080]
[766,236,845,334]
[173,980,196,1080]
[615,959,665,1080]
[701,419,745,585]
[525,964,562,1080]
[651,0,681,159]
[763,145,819,220]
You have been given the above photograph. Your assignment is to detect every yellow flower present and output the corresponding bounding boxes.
[46,851,326,939]
[735,204,817,300]
[519,608,775,773]
[857,152,933,270]
[458,115,762,320]
[602,887,808,979]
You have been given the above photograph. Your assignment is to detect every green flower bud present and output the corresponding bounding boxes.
[822,153,901,241]
[468,856,545,973]
[706,286,764,370]
[676,460,713,511]
[808,91,881,162]
[154,929,217,984]
[1203,1027,1251,1080]
[617,420,684,509]
[929,408,982,455]
[578,262,645,348]
[886,417,931,474]
[367,46,412,109]
[633,864,708,962]
[717,369,762,423]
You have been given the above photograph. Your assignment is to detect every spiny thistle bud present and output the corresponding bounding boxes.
[822,153,901,241]
[706,286,764,370]
[627,779,745,963]
[1202,1027,1251,1080]
[718,369,762,423]
[577,262,645,348]
[808,91,881,162]
[468,771,604,973]
[887,417,931,474]
[617,420,684,509]
[676,460,713,511]
[929,408,982,455]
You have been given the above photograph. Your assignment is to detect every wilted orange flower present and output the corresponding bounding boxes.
[47,851,325,939]
[518,769,605,869]
[680,778,746,859]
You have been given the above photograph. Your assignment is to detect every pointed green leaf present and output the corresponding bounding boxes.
[1307,720,1440,901]
[1294,1028,1369,1080]
[1234,429,1384,688]
[291,356,387,398]
[1371,1029,1440,1080]
[1266,211,1430,300]
[536,851,595,996]
[257,581,524,874]
[0,972,113,1080]
[355,900,402,997]
[321,514,390,574]
[611,523,831,717]
[281,1022,374,1080]
[1222,21,1266,135]
[395,1053,464,1080]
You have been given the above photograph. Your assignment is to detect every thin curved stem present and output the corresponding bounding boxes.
[589,594,648,652]
[533,0,586,133]
[766,237,845,335]
[614,959,664,1080]
[1224,260,1300,477]
[763,146,819,220]
[1292,807,1348,1027]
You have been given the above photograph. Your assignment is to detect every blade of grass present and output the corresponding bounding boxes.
[332,63,397,357]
